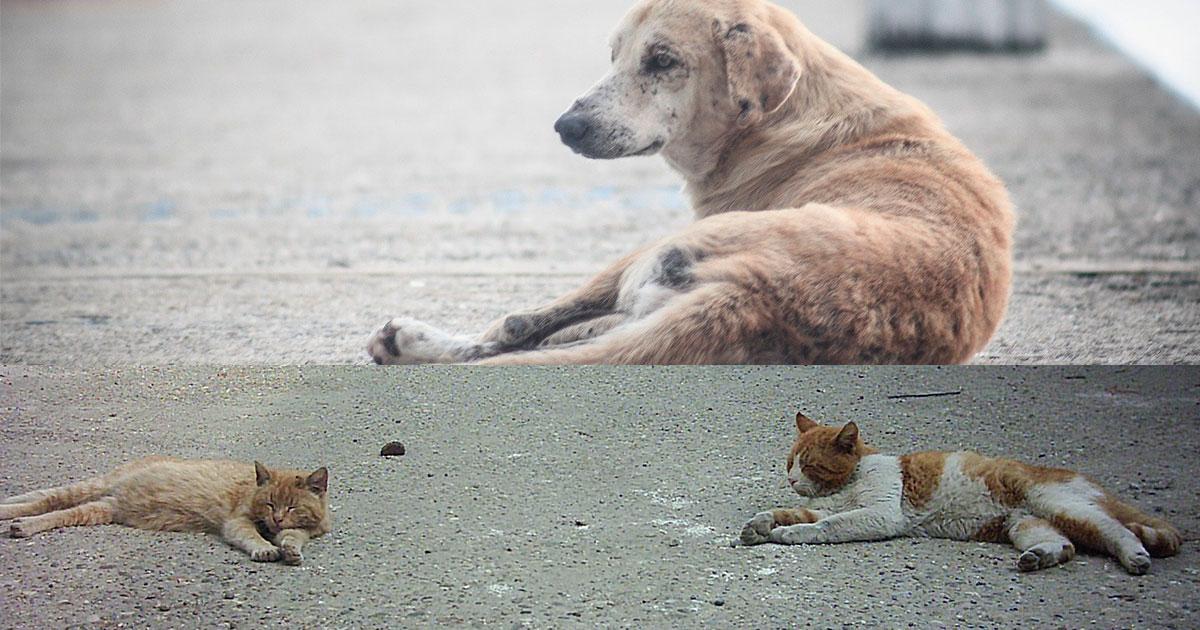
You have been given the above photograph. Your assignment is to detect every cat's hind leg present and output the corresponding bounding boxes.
[1007,515,1075,572]
[1,480,108,522]
[1052,511,1152,575]
[1099,496,1182,558]
[9,498,116,538]
[1,477,107,512]
[1030,480,1155,575]
[0,502,50,520]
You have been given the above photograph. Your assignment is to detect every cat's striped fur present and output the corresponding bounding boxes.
[1,457,331,566]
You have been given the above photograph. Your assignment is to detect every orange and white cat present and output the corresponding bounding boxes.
[0,457,331,566]
[740,413,1182,575]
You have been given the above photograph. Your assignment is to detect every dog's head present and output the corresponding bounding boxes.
[554,0,802,161]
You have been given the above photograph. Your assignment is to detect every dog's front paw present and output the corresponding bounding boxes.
[367,317,453,365]
[250,546,281,562]
[369,317,496,364]
[739,511,776,546]
[367,318,408,365]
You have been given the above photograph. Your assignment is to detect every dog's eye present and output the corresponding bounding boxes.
[653,53,675,70]
[644,52,677,73]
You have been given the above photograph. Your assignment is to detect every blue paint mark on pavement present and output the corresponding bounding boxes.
[0,186,690,225]
[142,199,176,222]
[492,190,527,213]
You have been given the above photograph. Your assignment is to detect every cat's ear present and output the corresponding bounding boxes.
[795,412,818,433]
[305,467,329,495]
[835,423,859,452]
[254,461,272,487]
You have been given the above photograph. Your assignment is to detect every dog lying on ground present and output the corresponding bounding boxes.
[368,0,1014,365]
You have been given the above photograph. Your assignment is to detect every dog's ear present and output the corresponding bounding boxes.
[714,17,801,127]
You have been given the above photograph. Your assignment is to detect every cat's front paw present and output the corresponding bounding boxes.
[740,511,776,545]
[250,546,281,563]
[768,523,820,545]
[279,542,303,566]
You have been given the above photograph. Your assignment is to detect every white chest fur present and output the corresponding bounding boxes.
[843,455,905,508]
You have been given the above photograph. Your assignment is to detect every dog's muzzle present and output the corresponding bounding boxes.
[554,104,656,159]
[554,111,595,154]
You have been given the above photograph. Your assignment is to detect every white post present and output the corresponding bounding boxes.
[868,0,1047,51]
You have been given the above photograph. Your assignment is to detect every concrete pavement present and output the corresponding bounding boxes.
[1,1,1198,364]
[0,366,1196,627]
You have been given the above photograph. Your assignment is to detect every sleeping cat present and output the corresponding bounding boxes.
[0,457,331,565]
[740,413,1182,575]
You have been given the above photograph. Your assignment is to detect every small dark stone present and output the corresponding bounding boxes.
[380,441,406,457]
[713,599,725,607]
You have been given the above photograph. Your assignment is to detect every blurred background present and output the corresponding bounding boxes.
[1,0,1197,364]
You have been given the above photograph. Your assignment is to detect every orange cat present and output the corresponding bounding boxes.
[0,457,331,565]
[741,413,1182,574]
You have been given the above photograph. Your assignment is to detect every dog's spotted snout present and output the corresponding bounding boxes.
[554,112,592,148]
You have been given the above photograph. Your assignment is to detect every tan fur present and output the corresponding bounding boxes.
[785,416,875,492]
[771,508,820,526]
[1045,514,1109,556]
[748,414,1182,574]
[898,451,948,510]
[973,515,1011,543]
[1099,493,1183,558]
[369,0,1013,366]
[0,457,331,565]
[958,451,1077,507]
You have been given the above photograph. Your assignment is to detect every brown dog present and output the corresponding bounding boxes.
[368,0,1013,365]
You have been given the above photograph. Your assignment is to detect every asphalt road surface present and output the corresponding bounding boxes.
[0,366,1197,627]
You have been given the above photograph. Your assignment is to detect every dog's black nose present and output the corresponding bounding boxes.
[554,112,591,146]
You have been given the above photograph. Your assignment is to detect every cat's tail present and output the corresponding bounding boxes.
[1104,495,1183,558]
